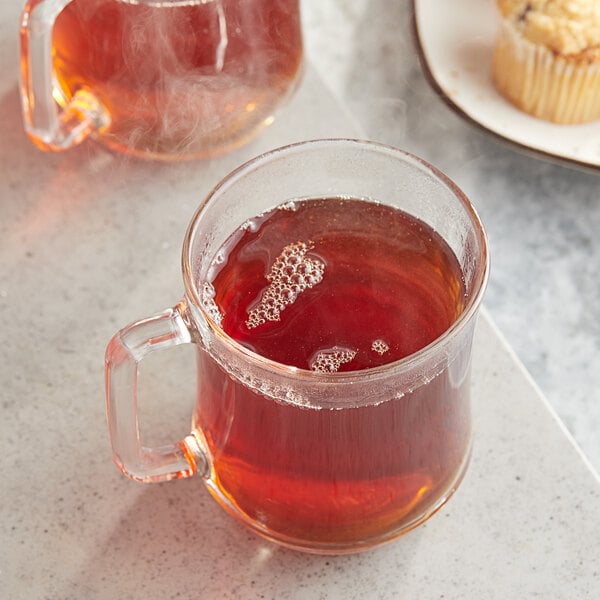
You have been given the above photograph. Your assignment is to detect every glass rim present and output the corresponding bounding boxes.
[182,138,490,382]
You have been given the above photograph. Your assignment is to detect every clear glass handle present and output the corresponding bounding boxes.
[19,0,108,151]
[105,300,208,483]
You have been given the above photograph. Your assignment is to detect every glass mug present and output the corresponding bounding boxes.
[20,0,303,160]
[105,139,489,554]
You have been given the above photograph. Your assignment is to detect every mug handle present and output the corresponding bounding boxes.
[19,0,108,151]
[105,300,208,483]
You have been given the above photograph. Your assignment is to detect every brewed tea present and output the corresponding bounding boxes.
[46,0,303,157]
[194,198,471,545]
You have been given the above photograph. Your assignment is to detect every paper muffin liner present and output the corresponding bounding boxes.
[492,18,600,124]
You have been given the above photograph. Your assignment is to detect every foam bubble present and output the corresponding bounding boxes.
[309,346,357,373]
[371,339,390,356]
[246,240,324,329]
[241,217,262,233]
[212,248,227,265]
[278,200,298,211]
[200,282,223,327]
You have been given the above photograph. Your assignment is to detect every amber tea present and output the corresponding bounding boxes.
[195,197,472,544]
[42,0,303,157]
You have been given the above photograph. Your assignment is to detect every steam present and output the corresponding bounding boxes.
[214,0,227,72]
[60,0,302,157]
[121,1,218,7]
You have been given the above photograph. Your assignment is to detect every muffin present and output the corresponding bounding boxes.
[492,0,600,123]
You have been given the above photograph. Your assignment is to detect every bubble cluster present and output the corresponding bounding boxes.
[278,200,298,211]
[246,240,325,329]
[371,339,390,356]
[200,282,223,327]
[241,216,263,233]
[310,346,357,373]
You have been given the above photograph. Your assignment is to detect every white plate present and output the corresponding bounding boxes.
[414,0,600,168]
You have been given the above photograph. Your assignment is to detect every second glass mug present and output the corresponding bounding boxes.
[105,139,489,554]
[20,0,303,160]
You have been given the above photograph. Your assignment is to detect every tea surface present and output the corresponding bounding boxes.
[205,197,465,371]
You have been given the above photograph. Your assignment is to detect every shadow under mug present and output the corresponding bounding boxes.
[105,139,489,554]
[19,0,303,160]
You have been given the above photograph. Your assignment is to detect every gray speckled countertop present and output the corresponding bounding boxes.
[1,1,599,599]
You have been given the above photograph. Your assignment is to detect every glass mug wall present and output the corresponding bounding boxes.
[20,0,303,160]
[105,139,489,554]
